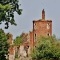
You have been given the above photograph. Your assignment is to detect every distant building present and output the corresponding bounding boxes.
[29,9,52,49]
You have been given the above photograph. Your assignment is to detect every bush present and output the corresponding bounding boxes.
[31,36,60,60]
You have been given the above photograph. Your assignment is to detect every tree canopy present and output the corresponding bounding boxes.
[0,0,22,29]
[31,36,60,60]
[14,33,28,46]
[0,29,9,60]
[14,36,22,46]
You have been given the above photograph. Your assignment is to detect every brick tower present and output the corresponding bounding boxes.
[32,9,52,45]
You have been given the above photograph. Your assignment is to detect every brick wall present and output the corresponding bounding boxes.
[29,9,52,48]
[33,20,52,41]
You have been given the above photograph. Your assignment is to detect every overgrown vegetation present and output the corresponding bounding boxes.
[0,29,9,60]
[31,36,60,60]
[14,33,28,58]
[14,33,28,46]
[14,36,23,46]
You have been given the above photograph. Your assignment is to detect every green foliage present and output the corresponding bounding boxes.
[31,36,60,60]
[14,33,28,46]
[0,0,22,29]
[0,29,9,60]
[14,36,23,46]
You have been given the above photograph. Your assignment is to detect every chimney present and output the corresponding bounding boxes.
[42,9,45,20]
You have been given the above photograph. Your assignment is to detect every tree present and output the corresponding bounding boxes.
[0,0,22,29]
[0,0,22,60]
[31,36,60,60]
[14,33,28,46]
[0,29,9,60]
[14,36,22,46]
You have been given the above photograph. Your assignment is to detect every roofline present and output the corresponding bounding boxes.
[33,19,52,22]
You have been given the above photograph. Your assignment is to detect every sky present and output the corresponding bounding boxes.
[0,0,60,39]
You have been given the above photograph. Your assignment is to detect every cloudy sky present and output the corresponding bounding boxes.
[0,0,60,39]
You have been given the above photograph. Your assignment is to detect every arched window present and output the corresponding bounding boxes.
[47,23,50,29]
[35,33,37,40]
[47,33,50,36]
[34,23,37,30]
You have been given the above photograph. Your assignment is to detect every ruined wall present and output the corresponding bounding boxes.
[29,9,52,49]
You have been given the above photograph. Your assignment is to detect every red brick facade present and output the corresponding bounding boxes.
[30,9,52,48]
[29,31,34,49]
[33,20,52,41]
